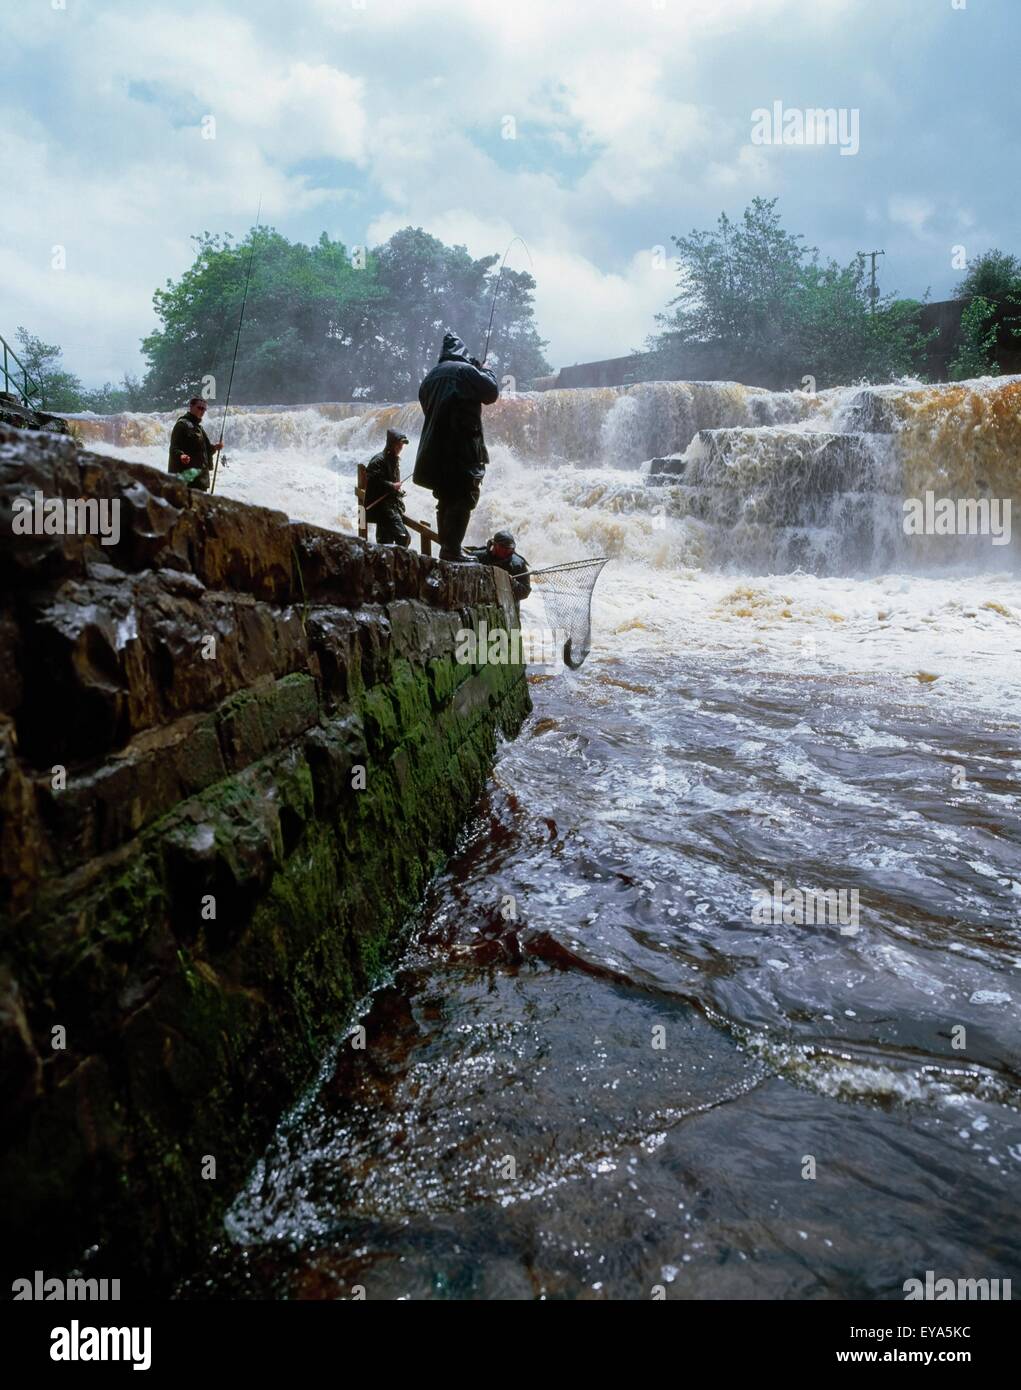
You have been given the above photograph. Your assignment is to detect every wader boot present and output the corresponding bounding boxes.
[436,496,476,562]
[374,504,411,547]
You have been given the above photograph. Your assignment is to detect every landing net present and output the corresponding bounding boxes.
[526,557,609,670]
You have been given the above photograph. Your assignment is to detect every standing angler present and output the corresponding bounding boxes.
[365,428,411,547]
[413,331,499,561]
[167,397,222,491]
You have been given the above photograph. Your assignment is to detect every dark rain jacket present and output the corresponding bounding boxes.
[168,412,214,490]
[468,545,531,599]
[413,333,499,498]
[364,447,406,514]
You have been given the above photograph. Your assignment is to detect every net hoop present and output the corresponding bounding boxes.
[524,556,609,670]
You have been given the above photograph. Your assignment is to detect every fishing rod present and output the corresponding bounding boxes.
[210,197,262,495]
[363,480,406,514]
[480,235,534,366]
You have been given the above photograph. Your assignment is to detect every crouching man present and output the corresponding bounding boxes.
[468,529,531,599]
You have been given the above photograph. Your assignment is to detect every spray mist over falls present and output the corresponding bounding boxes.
[72,376,1020,579]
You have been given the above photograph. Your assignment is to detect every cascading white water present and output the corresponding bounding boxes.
[101,375,1009,1299]
[71,374,1021,712]
[71,377,1020,563]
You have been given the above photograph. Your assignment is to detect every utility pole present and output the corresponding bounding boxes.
[860,249,885,315]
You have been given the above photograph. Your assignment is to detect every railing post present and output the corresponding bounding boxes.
[0,330,43,407]
[356,464,368,540]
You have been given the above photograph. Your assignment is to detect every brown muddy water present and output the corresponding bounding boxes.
[80,378,1020,1299]
[178,648,1020,1300]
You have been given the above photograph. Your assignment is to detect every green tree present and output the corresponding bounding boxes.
[14,328,154,414]
[360,227,549,396]
[141,227,385,407]
[648,198,935,388]
[14,328,86,412]
[954,250,1021,301]
[948,296,1002,380]
[78,373,151,413]
[140,225,550,406]
[482,265,550,388]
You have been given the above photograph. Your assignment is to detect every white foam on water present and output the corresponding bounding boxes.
[73,375,1021,718]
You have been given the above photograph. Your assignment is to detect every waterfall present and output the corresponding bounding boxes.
[69,376,1020,577]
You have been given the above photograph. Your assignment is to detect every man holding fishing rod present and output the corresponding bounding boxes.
[364,428,411,546]
[413,242,528,561]
[413,331,499,561]
[168,397,223,491]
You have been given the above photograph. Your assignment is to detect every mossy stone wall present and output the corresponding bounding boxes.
[0,425,530,1285]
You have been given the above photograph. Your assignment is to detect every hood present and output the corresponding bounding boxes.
[438,331,472,364]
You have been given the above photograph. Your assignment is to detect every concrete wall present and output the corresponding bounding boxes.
[0,425,530,1286]
[551,344,767,390]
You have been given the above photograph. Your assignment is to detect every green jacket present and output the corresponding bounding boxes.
[168,413,214,490]
[467,544,531,599]
[365,448,405,513]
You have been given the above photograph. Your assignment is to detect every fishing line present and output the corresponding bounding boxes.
[210,196,262,494]
[481,235,534,366]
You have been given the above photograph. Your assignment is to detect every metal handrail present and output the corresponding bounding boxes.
[1,331,43,407]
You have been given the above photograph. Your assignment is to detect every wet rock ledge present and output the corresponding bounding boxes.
[0,423,531,1286]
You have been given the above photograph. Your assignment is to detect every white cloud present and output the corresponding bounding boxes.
[0,0,1009,388]
[888,196,936,237]
[365,207,670,366]
[531,246,676,366]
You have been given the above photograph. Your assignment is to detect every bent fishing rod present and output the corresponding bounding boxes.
[481,235,534,366]
[210,198,262,495]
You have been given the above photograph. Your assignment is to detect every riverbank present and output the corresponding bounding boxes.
[0,423,530,1287]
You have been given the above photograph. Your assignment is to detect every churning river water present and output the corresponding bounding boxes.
[74,378,1021,1299]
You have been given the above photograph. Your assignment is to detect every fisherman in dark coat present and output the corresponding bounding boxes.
[413,330,499,561]
[467,530,531,599]
[168,397,222,491]
[364,428,411,547]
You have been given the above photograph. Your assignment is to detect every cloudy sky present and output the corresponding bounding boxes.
[1,0,1016,386]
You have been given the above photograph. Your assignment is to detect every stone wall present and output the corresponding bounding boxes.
[0,424,530,1286]
[538,299,1020,390]
[0,390,73,435]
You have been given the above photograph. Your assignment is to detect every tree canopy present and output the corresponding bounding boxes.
[18,227,549,413]
[13,328,147,414]
[647,197,937,388]
[953,249,1021,302]
[141,225,550,407]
